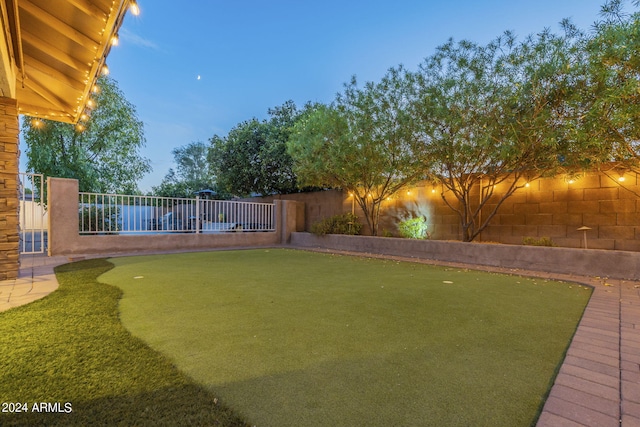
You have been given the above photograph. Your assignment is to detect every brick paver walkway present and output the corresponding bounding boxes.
[536,277,640,427]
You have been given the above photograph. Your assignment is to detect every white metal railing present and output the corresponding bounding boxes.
[19,173,47,254]
[78,192,275,234]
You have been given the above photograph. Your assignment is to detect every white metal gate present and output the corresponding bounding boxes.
[19,173,47,254]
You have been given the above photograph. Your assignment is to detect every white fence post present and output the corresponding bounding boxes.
[195,195,200,234]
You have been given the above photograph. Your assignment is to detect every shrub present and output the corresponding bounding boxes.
[398,216,429,239]
[79,206,121,233]
[522,236,556,247]
[311,213,362,236]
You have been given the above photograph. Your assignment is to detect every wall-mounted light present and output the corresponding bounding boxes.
[524,182,530,188]
[618,175,626,182]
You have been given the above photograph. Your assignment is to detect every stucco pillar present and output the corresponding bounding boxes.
[0,97,20,280]
[278,200,305,244]
[47,177,81,256]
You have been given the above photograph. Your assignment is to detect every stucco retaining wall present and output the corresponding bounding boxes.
[47,177,304,256]
[291,232,640,280]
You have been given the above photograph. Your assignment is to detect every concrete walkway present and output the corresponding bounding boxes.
[0,254,69,312]
[1,251,639,426]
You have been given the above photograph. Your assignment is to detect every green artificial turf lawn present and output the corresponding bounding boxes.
[0,259,249,427]
[98,249,592,427]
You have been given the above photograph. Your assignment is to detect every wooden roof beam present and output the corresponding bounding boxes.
[19,1,100,50]
[23,55,87,92]
[21,30,88,72]
[20,75,76,114]
[65,0,109,21]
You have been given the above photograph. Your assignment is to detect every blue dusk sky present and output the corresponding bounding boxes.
[33,1,628,191]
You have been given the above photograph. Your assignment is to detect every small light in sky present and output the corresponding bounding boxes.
[197,75,201,80]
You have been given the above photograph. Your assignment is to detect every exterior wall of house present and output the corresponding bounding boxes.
[0,97,19,280]
[47,177,305,256]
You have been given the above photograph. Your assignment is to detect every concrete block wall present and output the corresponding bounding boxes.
[476,171,640,250]
[247,189,345,232]
[256,167,640,251]
[0,97,19,280]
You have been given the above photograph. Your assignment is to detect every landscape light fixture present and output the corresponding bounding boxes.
[577,226,592,249]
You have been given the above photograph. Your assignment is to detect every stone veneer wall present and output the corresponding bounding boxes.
[0,97,19,280]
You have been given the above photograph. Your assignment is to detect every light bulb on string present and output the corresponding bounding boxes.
[101,64,110,76]
[129,1,140,16]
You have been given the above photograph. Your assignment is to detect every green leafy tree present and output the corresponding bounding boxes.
[152,141,219,198]
[211,100,302,197]
[22,76,150,194]
[211,119,270,197]
[413,29,582,242]
[288,68,426,236]
[572,0,640,170]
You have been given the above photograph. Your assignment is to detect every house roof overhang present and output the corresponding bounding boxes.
[0,0,133,124]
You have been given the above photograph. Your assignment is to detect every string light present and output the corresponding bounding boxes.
[129,1,140,16]
[111,34,119,46]
[618,175,626,182]
[101,64,110,76]
[31,118,44,129]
